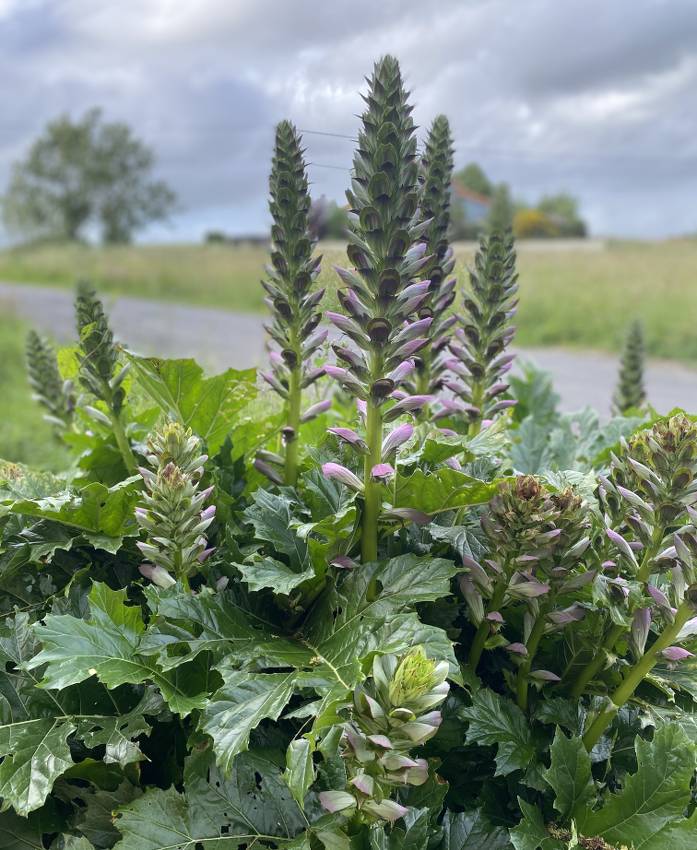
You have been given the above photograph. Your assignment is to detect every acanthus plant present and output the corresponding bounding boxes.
[612,319,646,414]
[25,329,75,432]
[0,53,696,850]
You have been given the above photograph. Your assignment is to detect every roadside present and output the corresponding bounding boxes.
[2,280,695,414]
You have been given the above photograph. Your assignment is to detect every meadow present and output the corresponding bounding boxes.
[0,237,696,361]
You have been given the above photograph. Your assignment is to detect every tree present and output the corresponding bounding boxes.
[3,108,176,244]
[487,183,514,232]
[454,162,493,197]
[537,192,586,237]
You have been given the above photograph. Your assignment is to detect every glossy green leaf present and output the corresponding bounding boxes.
[394,468,499,515]
[235,557,315,595]
[440,808,511,849]
[542,728,595,821]
[201,671,297,772]
[28,583,206,715]
[0,717,75,816]
[461,689,536,777]
[509,799,565,850]
[127,355,257,454]
[576,724,696,848]
[284,737,315,807]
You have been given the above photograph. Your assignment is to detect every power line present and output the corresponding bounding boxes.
[299,128,355,141]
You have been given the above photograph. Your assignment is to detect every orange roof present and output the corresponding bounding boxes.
[451,178,492,206]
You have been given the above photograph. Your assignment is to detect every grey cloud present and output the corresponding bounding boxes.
[0,0,695,239]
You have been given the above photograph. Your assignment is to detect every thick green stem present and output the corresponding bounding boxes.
[110,411,136,474]
[469,581,506,673]
[570,622,624,699]
[468,381,485,437]
[284,365,301,486]
[583,601,693,751]
[361,398,383,563]
[569,527,664,698]
[516,606,548,711]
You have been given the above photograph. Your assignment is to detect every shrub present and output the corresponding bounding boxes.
[513,208,560,238]
[1,55,696,850]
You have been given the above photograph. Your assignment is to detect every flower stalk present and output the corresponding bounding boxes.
[75,282,136,472]
[135,421,214,591]
[260,121,325,486]
[319,648,449,826]
[612,319,646,414]
[446,231,517,434]
[25,329,75,432]
[325,55,431,562]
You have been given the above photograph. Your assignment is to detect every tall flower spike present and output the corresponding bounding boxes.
[136,420,214,590]
[75,282,135,471]
[25,330,74,431]
[446,231,518,434]
[328,55,429,562]
[260,121,325,486]
[319,647,449,826]
[612,319,646,414]
[408,114,457,400]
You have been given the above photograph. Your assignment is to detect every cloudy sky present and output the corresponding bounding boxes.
[1,0,696,240]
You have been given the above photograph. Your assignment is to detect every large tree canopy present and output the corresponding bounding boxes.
[2,108,176,244]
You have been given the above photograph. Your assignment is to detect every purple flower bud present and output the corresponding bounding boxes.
[548,604,586,626]
[508,575,550,598]
[301,399,332,422]
[648,583,671,609]
[330,555,356,569]
[405,242,428,262]
[488,399,516,415]
[198,547,215,563]
[506,642,528,655]
[319,791,356,815]
[384,395,434,421]
[200,505,216,522]
[631,607,652,656]
[394,337,429,359]
[325,311,364,338]
[399,280,430,301]
[459,576,485,625]
[530,669,561,682]
[661,646,694,662]
[215,576,229,591]
[254,457,284,485]
[606,528,639,567]
[324,365,366,397]
[138,563,176,588]
[198,485,215,501]
[350,774,374,796]
[486,611,504,623]
[322,462,364,492]
[382,423,414,455]
[356,399,367,421]
[371,463,394,482]
[328,427,368,453]
[261,371,288,398]
[392,318,433,346]
[382,507,432,526]
[367,734,393,749]
[387,359,416,383]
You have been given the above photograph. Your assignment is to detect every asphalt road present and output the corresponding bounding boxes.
[2,280,695,415]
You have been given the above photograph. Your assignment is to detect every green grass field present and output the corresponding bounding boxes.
[0,238,695,362]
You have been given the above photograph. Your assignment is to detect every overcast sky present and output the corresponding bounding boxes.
[1,0,696,240]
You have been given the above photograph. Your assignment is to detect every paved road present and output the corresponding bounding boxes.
[2,280,695,415]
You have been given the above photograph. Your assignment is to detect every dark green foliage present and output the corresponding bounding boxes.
[487,183,514,233]
[447,231,518,433]
[25,330,73,430]
[613,319,646,414]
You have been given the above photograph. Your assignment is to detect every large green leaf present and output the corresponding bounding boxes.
[113,749,304,849]
[460,689,536,777]
[28,583,206,715]
[576,724,696,848]
[542,728,595,821]
[201,671,297,772]
[0,461,67,501]
[235,557,315,596]
[0,717,75,816]
[509,800,564,850]
[440,809,511,849]
[127,355,257,454]
[284,738,315,808]
[8,477,141,551]
[243,490,309,569]
[0,811,45,849]
[394,468,499,515]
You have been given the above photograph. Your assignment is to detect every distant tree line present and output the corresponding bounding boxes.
[450,161,587,239]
